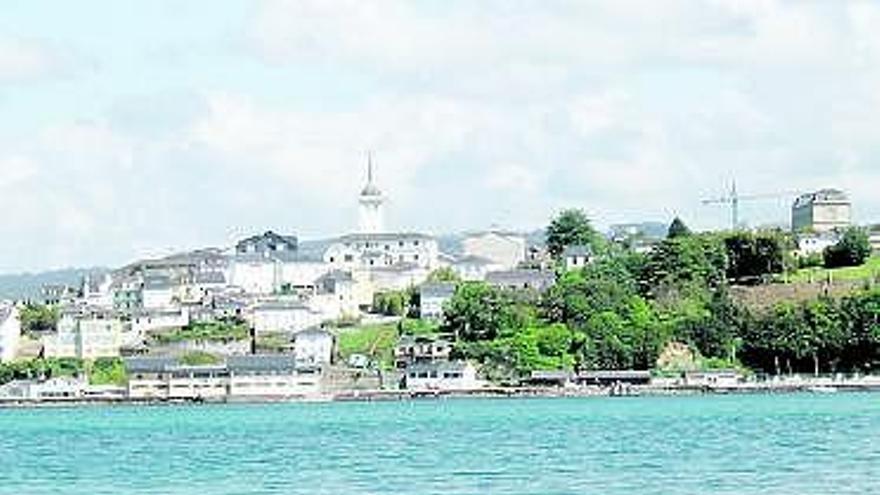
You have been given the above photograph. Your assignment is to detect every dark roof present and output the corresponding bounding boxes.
[485,269,555,286]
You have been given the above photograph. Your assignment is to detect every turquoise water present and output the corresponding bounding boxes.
[1,394,878,494]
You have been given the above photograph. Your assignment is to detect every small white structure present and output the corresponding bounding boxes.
[684,370,743,388]
[0,377,87,400]
[82,273,114,308]
[293,327,335,366]
[419,283,456,320]
[461,231,526,270]
[794,232,840,257]
[0,304,21,363]
[404,361,480,391]
[563,245,592,270]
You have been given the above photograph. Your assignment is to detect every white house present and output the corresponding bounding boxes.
[450,255,503,282]
[462,231,526,269]
[142,274,175,310]
[563,245,592,271]
[419,283,456,320]
[324,233,440,272]
[403,361,480,391]
[43,312,132,359]
[82,273,114,308]
[131,308,190,335]
[228,256,280,295]
[794,232,840,258]
[486,269,556,293]
[293,327,335,366]
[251,300,323,334]
[0,304,21,363]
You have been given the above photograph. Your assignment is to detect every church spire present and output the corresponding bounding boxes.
[360,151,381,197]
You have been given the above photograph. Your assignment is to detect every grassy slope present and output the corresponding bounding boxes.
[336,323,400,369]
[784,256,880,283]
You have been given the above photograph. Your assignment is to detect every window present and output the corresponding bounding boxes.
[414,240,420,246]
[414,254,419,261]
[344,254,353,262]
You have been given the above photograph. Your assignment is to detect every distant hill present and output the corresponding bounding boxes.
[0,267,108,301]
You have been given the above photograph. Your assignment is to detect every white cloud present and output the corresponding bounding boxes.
[0,38,62,83]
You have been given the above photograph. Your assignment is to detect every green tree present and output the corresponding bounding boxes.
[667,217,692,239]
[824,227,872,268]
[442,282,532,341]
[426,267,460,284]
[546,209,605,259]
[642,234,728,301]
[19,304,60,334]
[724,230,790,281]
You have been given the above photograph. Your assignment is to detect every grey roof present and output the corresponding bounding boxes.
[452,255,496,266]
[563,245,592,257]
[143,274,173,291]
[485,269,555,286]
[317,270,354,284]
[194,271,226,285]
[124,357,179,373]
[420,282,456,298]
[254,300,310,311]
[336,232,434,243]
[405,360,471,373]
[227,354,297,372]
[793,189,850,208]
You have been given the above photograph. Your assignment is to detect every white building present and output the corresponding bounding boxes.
[462,231,526,269]
[0,304,21,363]
[43,312,132,359]
[125,355,322,400]
[403,361,480,391]
[82,273,114,308]
[324,233,439,271]
[419,283,456,320]
[0,377,87,400]
[142,274,175,310]
[131,308,190,335]
[449,255,503,282]
[563,245,592,271]
[251,300,323,334]
[293,327,335,366]
[794,232,840,258]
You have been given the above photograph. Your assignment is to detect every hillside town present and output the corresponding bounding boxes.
[1,162,879,404]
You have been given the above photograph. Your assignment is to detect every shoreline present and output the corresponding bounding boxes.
[2,382,879,409]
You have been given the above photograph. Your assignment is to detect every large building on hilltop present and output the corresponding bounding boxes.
[791,189,852,233]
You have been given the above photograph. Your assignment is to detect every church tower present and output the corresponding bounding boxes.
[358,153,385,234]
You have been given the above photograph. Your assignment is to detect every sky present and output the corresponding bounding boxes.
[1,0,879,273]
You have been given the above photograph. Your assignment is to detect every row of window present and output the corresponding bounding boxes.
[408,371,464,379]
[345,240,421,249]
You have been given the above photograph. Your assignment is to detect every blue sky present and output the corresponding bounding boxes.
[1,0,879,273]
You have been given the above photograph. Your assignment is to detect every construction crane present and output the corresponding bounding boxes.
[702,182,799,230]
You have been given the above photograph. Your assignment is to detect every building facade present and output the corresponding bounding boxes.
[792,189,852,233]
[0,304,21,363]
[461,231,526,269]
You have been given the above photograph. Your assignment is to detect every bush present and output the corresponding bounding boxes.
[824,227,872,268]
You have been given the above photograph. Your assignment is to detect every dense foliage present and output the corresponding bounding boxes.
[546,209,606,259]
[441,213,880,378]
[154,319,249,343]
[19,303,60,334]
[824,227,872,269]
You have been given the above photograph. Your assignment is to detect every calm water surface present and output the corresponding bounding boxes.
[0,394,878,494]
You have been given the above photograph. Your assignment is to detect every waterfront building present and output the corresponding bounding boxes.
[0,377,87,400]
[419,283,456,320]
[124,355,321,400]
[395,335,453,369]
[403,360,479,391]
[576,370,652,387]
[683,370,743,388]
[0,304,21,363]
[792,189,852,233]
[485,269,556,293]
[293,327,335,366]
[461,231,526,270]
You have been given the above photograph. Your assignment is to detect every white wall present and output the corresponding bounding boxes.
[0,306,21,363]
